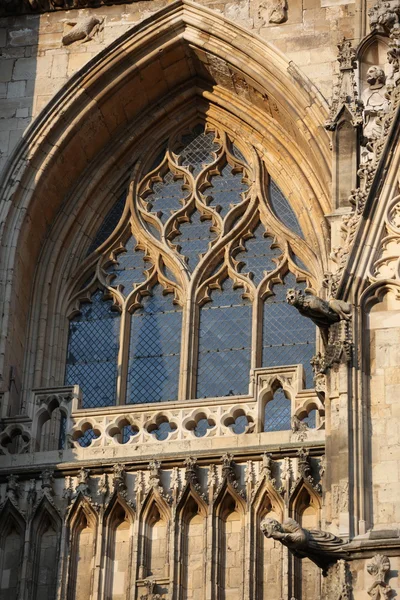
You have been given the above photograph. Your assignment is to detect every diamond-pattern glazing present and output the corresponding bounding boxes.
[59,413,67,450]
[127,285,182,404]
[197,279,251,398]
[194,418,215,437]
[77,428,99,447]
[264,388,291,432]
[232,415,249,434]
[87,193,126,255]
[303,409,316,428]
[262,274,315,386]
[65,290,119,408]
[121,425,139,443]
[269,180,304,238]
[150,421,177,441]
[235,222,282,285]
[179,125,220,175]
[146,171,185,224]
[173,211,217,271]
[206,164,248,218]
[106,236,148,292]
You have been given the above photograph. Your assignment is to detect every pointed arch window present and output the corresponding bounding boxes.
[65,123,316,408]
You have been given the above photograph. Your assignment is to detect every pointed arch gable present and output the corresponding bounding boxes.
[67,493,99,531]
[289,478,322,522]
[139,487,171,523]
[176,483,208,519]
[213,480,246,517]
[251,476,284,517]
[104,491,135,524]
[0,0,331,410]
[0,499,26,537]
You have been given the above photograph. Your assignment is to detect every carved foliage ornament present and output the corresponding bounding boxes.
[325,39,363,130]
[367,554,393,599]
[330,15,400,296]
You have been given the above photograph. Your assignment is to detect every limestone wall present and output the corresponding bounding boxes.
[0,0,354,176]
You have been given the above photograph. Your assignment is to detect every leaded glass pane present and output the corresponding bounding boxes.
[197,279,251,398]
[127,285,182,404]
[303,409,316,428]
[264,388,291,431]
[179,125,220,175]
[146,171,185,224]
[206,164,248,217]
[59,413,67,450]
[194,418,214,437]
[235,221,282,285]
[106,236,147,292]
[269,180,304,238]
[150,421,177,441]
[232,415,249,434]
[65,290,120,408]
[87,193,126,255]
[262,274,315,386]
[77,428,99,447]
[172,211,217,271]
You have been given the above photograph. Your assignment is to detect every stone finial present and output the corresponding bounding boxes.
[6,474,19,502]
[221,453,236,484]
[41,468,54,495]
[112,463,127,495]
[27,479,37,505]
[63,476,73,504]
[75,467,90,497]
[325,38,362,130]
[367,554,392,598]
[148,459,161,490]
[184,457,199,486]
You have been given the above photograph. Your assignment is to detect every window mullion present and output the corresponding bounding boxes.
[179,291,197,400]
[116,304,130,405]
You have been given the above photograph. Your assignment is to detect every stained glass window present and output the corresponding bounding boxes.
[65,290,120,408]
[197,279,251,398]
[269,180,304,238]
[262,274,315,386]
[264,388,291,432]
[127,286,182,404]
[67,123,317,419]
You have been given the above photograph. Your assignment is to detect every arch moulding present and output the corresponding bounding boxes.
[0,0,332,415]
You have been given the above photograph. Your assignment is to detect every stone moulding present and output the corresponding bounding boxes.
[0,0,149,17]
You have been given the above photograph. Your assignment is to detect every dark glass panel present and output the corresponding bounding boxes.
[65,290,120,408]
[127,285,182,404]
[197,279,251,398]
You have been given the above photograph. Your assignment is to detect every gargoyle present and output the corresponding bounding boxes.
[62,16,103,46]
[286,288,351,345]
[260,518,348,574]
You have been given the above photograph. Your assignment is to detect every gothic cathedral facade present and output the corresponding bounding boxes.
[0,0,399,597]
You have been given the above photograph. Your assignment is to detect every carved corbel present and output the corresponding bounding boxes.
[367,554,393,599]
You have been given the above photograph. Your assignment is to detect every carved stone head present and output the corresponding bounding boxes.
[260,517,283,537]
[366,66,386,87]
[286,288,303,307]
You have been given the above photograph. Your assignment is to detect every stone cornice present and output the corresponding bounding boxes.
[0,0,147,18]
